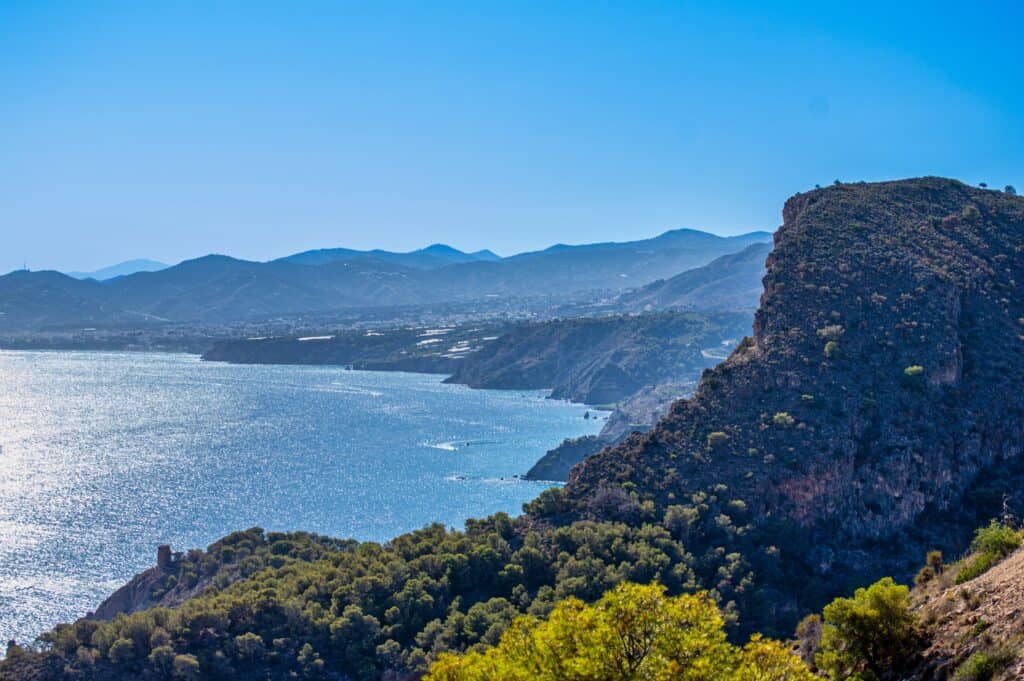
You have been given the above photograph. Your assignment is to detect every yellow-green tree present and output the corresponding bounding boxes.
[427,582,814,681]
[816,577,918,681]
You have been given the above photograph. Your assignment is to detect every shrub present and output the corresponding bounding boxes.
[952,648,1016,681]
[914,566,935,586]
[824,341,840,359]
[956,521,1021,584]
[816,577,919,681]
[772,412,795,428]
[971,520,1021,557]
[816,325,844,341]
[1005,185,1017,195]
[707,431,730,449]
[927,550,944,571]
[902,365,925,389]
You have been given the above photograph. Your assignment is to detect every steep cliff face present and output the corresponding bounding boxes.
[568,178,1024,579]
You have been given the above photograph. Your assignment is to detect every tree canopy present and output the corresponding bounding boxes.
[427,582,814,681]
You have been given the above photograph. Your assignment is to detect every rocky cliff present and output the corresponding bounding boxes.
[567,177,1024,592]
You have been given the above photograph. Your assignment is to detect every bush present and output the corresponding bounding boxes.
[772,412,795,428]
[902,365,925,389]
[1005,185,1017,195]
[707,431,730,449]
[914,566,935,585]
[952,648,1016,681]
[971,521,1021,557]
[956,521,1021,584]
[824,340,840,359]
[816,577,918,681]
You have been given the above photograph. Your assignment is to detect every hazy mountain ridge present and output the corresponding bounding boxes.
[67,259,169,281]
[616,241,771,312]
[0,229,769,331]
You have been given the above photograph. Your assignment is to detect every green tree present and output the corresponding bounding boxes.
[427,582,814,681]
[107,638,135,665]
[816,577,918,681]
[235,632,266,662]
[172,654,201,680]
[148,645,175,676]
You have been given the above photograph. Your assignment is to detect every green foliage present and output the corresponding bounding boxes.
[426,582,815,681]
[29,510,772,680]
[823,340,840,358]
[816,325,844,341]
[955,521,1021,584]
[971,520,1021,556]
[952,648,1016,681]
[772,412,795,428]
[914,566,935,585]
[901,365,925,389]
[1006,185,1017,195]
[707,431,730,449]
[816,577,918,681]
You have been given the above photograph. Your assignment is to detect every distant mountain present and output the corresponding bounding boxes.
[617,241,771,311]
[0,228,772,330]
[67,259,168,281]
[279,243,501,269]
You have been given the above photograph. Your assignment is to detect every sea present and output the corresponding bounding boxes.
[0,350,602,644]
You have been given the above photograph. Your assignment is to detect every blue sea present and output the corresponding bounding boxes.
[0,350,602,644]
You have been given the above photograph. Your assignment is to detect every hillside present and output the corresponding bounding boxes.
[616,241,770,312]
[567,177,1024,616]
[910,540,1024,680]
[279,244,501,269]
[444,311,750,404]
[67,259,168,281]
[202,323,511,373]
[0,229,768,331]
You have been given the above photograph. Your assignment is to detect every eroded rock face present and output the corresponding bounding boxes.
[568,177,1024,583]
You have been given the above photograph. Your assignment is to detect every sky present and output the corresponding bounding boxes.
[2,1,1022,274]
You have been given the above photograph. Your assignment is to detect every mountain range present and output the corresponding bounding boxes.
[67,259,169,281]
[1,229,770,331]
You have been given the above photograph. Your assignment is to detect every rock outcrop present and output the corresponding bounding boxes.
[567,177,1024,594]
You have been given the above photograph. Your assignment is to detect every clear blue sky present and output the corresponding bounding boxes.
[2,1,1021,273]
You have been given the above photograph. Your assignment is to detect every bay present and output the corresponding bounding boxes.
[0,350,601,643]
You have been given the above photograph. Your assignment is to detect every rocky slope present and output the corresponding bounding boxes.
[910,544,1024,680]
[525,380,694,480]
[567,177,1024,605]
[445,311,749,404]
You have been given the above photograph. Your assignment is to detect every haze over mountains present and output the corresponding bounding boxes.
[1,229,769,332]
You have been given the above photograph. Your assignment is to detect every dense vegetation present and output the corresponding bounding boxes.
[426,582,814,680]
[2,485,795,680]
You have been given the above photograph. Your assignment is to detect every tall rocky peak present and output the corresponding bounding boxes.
[566,177,1024,579]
